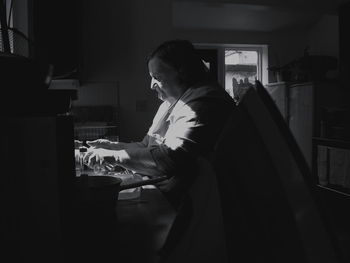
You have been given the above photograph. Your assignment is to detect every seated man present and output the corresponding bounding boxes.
[82,39,235,263]
[84,39,235,208]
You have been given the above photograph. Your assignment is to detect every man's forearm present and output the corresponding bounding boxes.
[114,147,165,177]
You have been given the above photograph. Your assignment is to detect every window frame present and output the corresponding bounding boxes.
[194,43,269,87]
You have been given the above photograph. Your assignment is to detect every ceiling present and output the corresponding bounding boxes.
[172,0,344,31]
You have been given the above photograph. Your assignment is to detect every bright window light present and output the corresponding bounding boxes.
[195,43,268,101]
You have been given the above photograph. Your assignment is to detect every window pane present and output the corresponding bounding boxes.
[225,50,257,100]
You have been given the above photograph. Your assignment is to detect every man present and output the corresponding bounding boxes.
[84,39,235,262]
[85,39,234,204]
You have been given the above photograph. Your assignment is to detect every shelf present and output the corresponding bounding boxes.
[317,184,350,197]
[313,137,350,149]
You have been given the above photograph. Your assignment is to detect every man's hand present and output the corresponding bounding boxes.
[86,139,123,150]
[83,148,117,169]
[74,140,84,149]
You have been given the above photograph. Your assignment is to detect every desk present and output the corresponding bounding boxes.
[116,187,176,262]
[65,187,176,263]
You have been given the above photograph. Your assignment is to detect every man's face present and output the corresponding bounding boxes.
[148,57,183,103]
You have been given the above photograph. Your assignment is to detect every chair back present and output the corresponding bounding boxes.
[213,81,340,263]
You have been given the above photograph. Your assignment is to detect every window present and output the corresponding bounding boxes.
[195,43,268,101]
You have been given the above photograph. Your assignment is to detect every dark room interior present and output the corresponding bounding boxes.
[1,0,350,262]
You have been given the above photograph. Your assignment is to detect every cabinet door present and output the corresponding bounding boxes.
[289,83,314,168]
[1,116,75,262]
[265,82,288,121]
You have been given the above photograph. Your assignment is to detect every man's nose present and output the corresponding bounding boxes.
[151,79,158,90]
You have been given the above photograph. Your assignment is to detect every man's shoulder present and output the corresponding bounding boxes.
[183,82,234,105]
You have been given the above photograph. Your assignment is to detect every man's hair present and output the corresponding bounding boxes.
[147,39,212,87]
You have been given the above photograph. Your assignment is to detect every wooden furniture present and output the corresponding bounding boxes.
[265,81,344,170]
[65,187,176,263]
[213,84,340,262]
[265,81,314,168]
[266,81,350,190]
[264,81,290,120]
[115,188,176,262]
[265,81,350,262]
[1,90,77,263]
[313,138,350,193]
[313,137,350,263]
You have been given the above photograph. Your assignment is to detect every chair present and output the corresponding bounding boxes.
[212,81,341,263]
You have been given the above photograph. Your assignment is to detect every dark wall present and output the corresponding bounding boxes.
[31,0,82,78]
[339,1,350,97]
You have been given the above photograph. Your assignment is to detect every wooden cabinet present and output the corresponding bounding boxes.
[313,137,350,263]
[266,81,345,162]
[265,81,350,190]
[265,82,314,168]
[288,82,314,169]
[313,138,350,193]
[264,82,289,120]
[266,81,350,261]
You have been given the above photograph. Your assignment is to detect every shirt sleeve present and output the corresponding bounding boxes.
[119,98,231,176]
[118,134,150,149]
[150,98,227,174]
[116,93,233,177]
